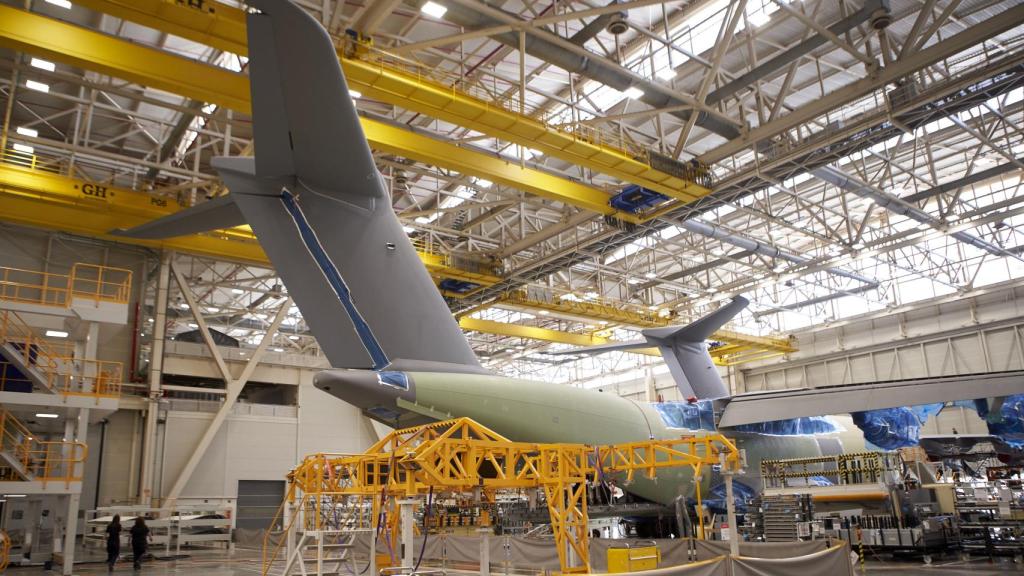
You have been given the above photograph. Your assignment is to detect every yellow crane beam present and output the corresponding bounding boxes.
[71,0,713,204]
[499,290,797,363]
[0,4,643,224]
[0,162,497,286]
[458,315,781,366]
[458,316,660,357]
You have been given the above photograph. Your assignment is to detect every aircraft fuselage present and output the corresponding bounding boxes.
[313,369,867,505]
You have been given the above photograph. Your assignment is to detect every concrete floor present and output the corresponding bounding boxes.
[4,548,1024,575]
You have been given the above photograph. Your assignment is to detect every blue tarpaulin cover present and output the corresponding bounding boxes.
[701,480,758,513]
[735,417,841,436]
[981,395,1024,447]
[852,404,943,450]
[655,401,841,435]
[654,400,717,431]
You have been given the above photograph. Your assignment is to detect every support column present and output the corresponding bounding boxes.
[61,492,80,576]
[722,454,739,557]
[478,527,491,576]
[398,499,415,568]
[139,252,171,505]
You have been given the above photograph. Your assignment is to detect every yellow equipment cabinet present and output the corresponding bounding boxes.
[607,541,660,573]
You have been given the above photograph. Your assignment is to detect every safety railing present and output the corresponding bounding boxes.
[0,406,87,486]
[0,311,122,397]
[0,265,73,307]
[1,147,64,175]
[69,263,133,306]
[0,263,132,309]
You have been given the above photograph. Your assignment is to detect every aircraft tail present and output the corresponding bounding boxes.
[113,0,480,372]
[642,297,749,399]
[547,297,749,399]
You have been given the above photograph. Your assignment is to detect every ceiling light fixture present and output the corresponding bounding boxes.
[421,1,447,18]
[35,413,59,418]
[16,127,38,138]
[349,90,362,99]
[45,0,73,8]
[26,80,50,93]
[45,330,68,338]
[12,143,34,154]
[30,58,56,72]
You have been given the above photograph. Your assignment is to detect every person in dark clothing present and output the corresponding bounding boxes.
[130,516,151,570]
[105,514,121,571]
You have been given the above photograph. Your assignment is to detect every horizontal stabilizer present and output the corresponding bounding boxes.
[545,339,650,356]
[642,296,749,341]
[111,194,246,240]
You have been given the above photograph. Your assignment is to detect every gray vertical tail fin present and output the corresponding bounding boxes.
[641,297,749,399]
[112,0,481,371]
[546,297,749,399]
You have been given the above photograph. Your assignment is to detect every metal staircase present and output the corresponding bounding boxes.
[266,494,376,576]
[0,310,121,397]
[0,406,86,487]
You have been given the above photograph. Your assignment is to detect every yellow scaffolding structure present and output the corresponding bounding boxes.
[0,4,648,224]
[70,0,712,205]
[264,417,740,575]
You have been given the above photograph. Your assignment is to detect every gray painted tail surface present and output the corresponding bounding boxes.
[114,1,480,371]
[642,297,749,399]
[545,297,749,399]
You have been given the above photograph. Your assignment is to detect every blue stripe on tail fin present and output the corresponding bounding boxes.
[279,189,389,370]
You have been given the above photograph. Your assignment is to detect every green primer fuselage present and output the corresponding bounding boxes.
[405,371,867,505]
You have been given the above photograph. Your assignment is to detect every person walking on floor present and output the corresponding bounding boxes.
[130,516,151,570]
[105,514,121,571]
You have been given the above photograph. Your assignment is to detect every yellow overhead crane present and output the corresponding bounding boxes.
[498,289,797,365]
[0,4,792,364]
[0,161,498,287]
[265,417,741,575]
[0,4,642,223]
[69,0,713,205]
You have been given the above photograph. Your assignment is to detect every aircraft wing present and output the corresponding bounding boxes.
[716,370,1024,427]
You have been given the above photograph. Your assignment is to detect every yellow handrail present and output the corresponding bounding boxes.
[0,263,132,309]
[0,311,123,397]
[69,263,133,306]
[0,407,87,486]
